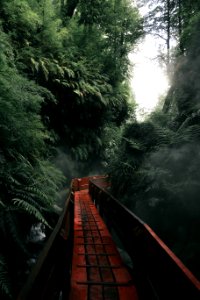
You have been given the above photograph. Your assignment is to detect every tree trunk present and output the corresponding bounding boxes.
[163,86,173,113]
[178,0,184,53]
[166,0,171,71]
[60,0,65,14]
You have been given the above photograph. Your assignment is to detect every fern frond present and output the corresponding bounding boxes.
[5,209,27,253]
[39,59,49,81]
[12,199,51,228]
[30,57,39,72]
[0,201,5,208]
[23,186,49,202]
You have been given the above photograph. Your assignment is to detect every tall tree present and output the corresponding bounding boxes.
[107,0,200,279]
[139,0,177,73]
[163,0,200,113]
[0,2,143,296]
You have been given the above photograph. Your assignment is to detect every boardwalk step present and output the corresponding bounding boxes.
[69,189,138,300]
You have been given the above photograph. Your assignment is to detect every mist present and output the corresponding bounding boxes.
[119,126,200,279]
[130,16,200,279]
[53,147,106,208]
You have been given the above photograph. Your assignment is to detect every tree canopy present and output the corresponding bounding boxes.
[108,0,200,280]
[2,0,200,297]
[0,1,142,298]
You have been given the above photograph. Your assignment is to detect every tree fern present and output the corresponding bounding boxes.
[12,199,50,228]
[0,1,144,295]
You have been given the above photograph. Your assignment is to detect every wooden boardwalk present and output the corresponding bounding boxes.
[70,188,138,300]
[17,175,200,300]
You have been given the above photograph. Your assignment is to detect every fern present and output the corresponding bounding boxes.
[4,209,27,254]
[72,145,89,161]
[0,201,5,208]
[12,199,51,228]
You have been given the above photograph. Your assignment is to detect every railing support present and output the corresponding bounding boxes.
[89,178,200,300]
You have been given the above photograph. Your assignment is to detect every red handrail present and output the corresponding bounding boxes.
[89,176,200,299]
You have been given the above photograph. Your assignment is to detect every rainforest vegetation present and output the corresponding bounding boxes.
[0,0,200,299]
[107,0,200,281]
[0,0,142,298]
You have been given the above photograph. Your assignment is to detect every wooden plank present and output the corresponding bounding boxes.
[69,186,138,300]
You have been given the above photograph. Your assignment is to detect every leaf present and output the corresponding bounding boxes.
[12,199,51,228]
[30,57,39,72]
[39,60,49,81]
[74,89,84,97]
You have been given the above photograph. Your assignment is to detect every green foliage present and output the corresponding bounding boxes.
[0,0,142,297]
[107,102,200,277]
[0,27,64,298]
[1,0,41,49]
[107,116,172,199]
[164,9,200,115]
[134,2,200,277]
[0,0,143,192]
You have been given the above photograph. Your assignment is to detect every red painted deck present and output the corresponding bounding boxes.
[69,188,138,300]
[17,176,200,300]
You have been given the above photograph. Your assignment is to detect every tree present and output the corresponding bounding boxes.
[138,0,178,74]
[107,105,200,279]
[0,1,143,296]
[0,27,64,299]
[163,1,200,113]
[108,1,200,279]
[5,0,142,162]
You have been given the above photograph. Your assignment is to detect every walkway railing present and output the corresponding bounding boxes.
[17,175,200,300]
[89,177,200,299]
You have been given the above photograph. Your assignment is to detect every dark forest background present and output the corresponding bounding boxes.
[0,0,200,298]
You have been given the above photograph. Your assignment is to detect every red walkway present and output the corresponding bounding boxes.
[70,189,138,300]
